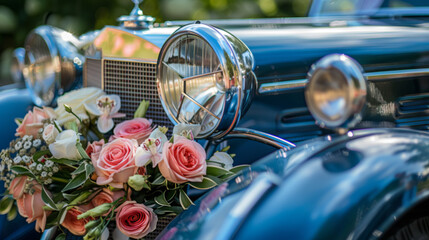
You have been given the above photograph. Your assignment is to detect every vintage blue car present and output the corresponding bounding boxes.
[3,0,429,239]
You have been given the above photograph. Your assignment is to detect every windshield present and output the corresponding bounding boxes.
[311,0,429,16]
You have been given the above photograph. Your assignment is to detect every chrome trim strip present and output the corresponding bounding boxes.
[258,68,429,95]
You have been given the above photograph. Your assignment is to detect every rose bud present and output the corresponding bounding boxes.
[78,203,112,219]
[128,174,147,191]
[42,124,60,145]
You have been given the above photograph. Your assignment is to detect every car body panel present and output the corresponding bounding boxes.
[158,129,429,240]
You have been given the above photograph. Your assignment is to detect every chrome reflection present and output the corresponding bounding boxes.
[157,23,256,139]
[305,54,367,130]
[23,26,85,106]
[10,48,25,83]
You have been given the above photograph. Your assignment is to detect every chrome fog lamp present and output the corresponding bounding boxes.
[23,26,84,106]
[157,23,255,139]
[305,54,367,130]
[11,48,25,83]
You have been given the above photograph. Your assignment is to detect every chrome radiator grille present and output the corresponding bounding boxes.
[103,59,173,132]
[84,58,102,89]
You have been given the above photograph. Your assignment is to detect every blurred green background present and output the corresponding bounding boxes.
[0,0,311,85]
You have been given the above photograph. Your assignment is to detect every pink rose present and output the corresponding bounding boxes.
[61,206,93,236]
[16,107,56,138]
[86,139,105,160]
[91,188,125,207]
[8,176,27,199]
[112,118,153,144]
[159,136,207,184]
[42,124,59,144]
[92,138,138,188]
[115,201,157,239]
[16,183,50,232]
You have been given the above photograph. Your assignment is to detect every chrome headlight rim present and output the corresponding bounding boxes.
[305,54,367,130]
[11,47,26,83]
[157,23,255,139]
[23,25,61,106]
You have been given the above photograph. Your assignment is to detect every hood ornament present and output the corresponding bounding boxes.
[117,0,155,29]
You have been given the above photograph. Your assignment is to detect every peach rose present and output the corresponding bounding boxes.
[16,183,50,232]
[115,201,157,239]
[8,176,27,199]
[91,188,125,207]
[61,206,93,236]
[86,139,105,160]
[42,124,59,144]
[16,106,56,138]
[159,136,207,184]
[112,118,153,144]
[92,138,138,188]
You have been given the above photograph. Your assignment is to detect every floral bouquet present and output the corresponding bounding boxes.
[0,87,243,240]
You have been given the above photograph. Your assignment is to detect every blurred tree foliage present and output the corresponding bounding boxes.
[0,0,310,84]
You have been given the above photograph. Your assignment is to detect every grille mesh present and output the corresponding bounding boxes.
[84,58,102,88]
[103,59,174,132]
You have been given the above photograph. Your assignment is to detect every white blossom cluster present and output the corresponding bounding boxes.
[0,135,59,187]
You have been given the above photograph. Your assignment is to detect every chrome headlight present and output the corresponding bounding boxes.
[157,23,255,139]
[305,54,367,130]
[11,48,25,83]
[23,26,84,106]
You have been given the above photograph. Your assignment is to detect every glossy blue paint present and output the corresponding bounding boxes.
[157,129,429,240]
[0,86,33,149]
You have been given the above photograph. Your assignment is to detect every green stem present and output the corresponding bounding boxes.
[51,176,69,183]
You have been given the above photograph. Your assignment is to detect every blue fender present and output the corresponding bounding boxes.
[0,85,39,240]
[158,129,429,240]
[0,86,33,149]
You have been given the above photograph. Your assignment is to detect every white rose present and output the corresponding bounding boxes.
[49,130,81,160]
[42,124,59,144]
[208,152,234,170]
[55,87,105,125]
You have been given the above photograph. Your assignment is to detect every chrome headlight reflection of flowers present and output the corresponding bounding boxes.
[23,26,85,106]
[157,23,256,139]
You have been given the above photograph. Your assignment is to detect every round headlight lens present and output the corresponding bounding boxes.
[157,24,255,139]
[305,54,367,129]
[11,48,25,83]
[23,26,83,106]
[24,30,58,106]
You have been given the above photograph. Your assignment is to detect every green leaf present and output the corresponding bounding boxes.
[56,233,66,240]
[14,118,23,126]
[58,206,69,224]
[72,163,87,175]
[205,175,223,185]
[42,187,59,211]
[134,100,150,118]
[154,192,171,207]
[219,172,235,180]
[76,142,90,159]
[188,177,217,190]
[154,206,183,215]
[229,165,251,174]
[165,190,176,202]
[179,188,194,210]
[63,193,79,201]
[7,204,17,221]
[62,172,87,192]
[85,164,94,179]
[206,165,232,177]
[10,165,36,178]
[0,196,13,215]
[33,150,51,161]
[152,175,166,185]
[49,158,79,166]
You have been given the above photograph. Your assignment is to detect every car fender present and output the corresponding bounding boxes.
[0,87,33,149]
[235,129,429,240]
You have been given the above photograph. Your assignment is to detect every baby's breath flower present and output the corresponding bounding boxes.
[23,135,30,141]
[41,172,47,178]
[14,141,22,151]
[30,147,36,154]
[22,155,31,163]
[48,172,53,177]
[23,141,32,149]
[29,163,37,169]
[13,156,22,164]
[19,149,26,156]
[36,164,43,171]
[40,146,47,151]
[33,139,42,148]
[45,160,54,168]
[52,166,59,173]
